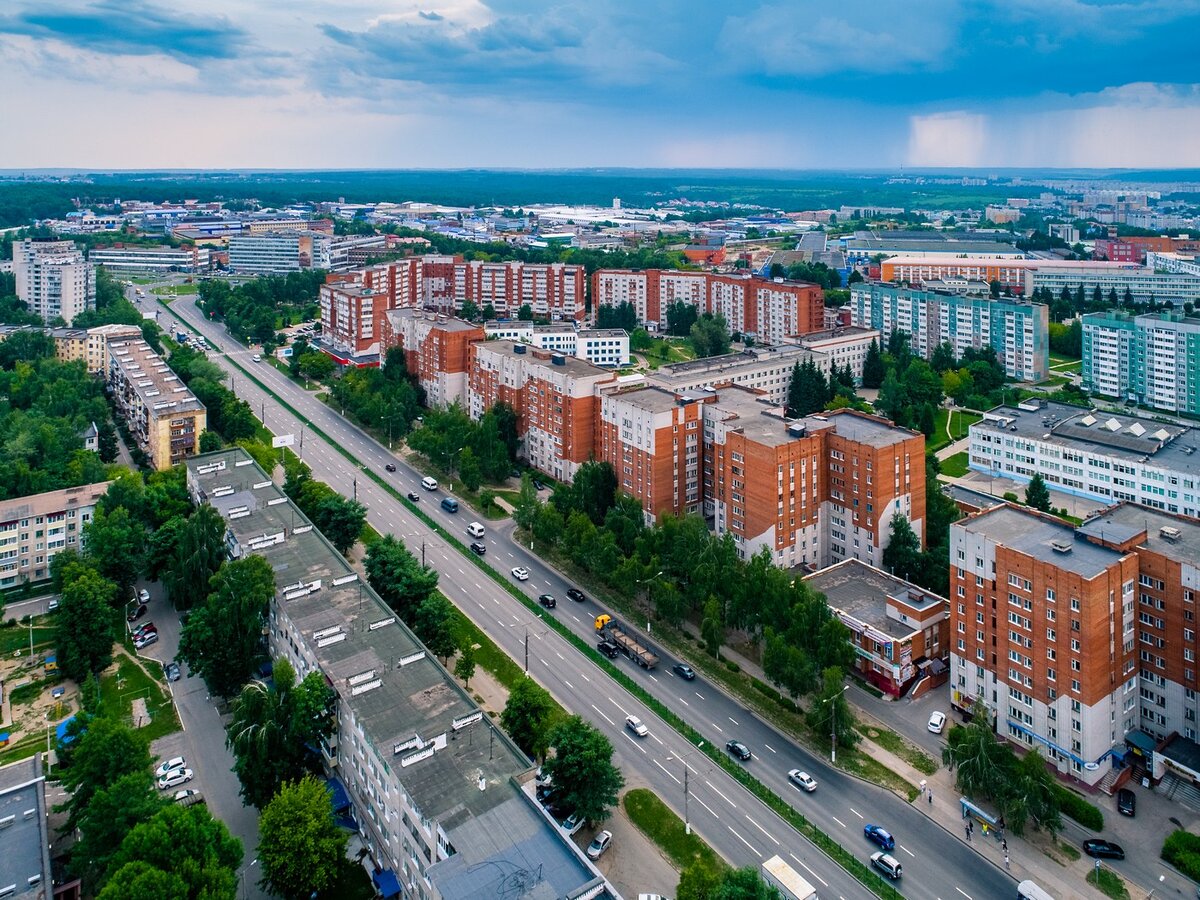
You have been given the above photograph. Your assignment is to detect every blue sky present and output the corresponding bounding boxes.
[2,0,1199,169]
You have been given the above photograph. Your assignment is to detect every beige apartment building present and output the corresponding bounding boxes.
[0,482,111,587]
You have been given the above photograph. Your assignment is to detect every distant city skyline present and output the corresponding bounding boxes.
[1,0,1198,170]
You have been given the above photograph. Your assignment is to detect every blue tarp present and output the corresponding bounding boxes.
[372,869,402,898]
[325,776,351,812]
[55,715,78,745]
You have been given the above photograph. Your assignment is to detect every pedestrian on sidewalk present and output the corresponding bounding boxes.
[965,824,971,843]
[1002,838,1008,853]
[928,790,933,805]
[1004,853,1010,871]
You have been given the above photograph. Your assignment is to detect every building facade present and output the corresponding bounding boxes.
[0,482,110,587]
[482,321,631,367]
[850,281,1049,382]
[107,337,207,469]
[88,244,211,274]
[788,325,881,384]
[647,345,830,406]
[13,238,95,325]
[1082,311,1200,415]
[382,309,484,409]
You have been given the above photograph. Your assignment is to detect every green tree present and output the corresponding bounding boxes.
[310,492,367,555]
[532,501,565,548]
[542,716,624,825]
[689,314,732,358]
[501,676,557,761]
[258,776,348,899]
[298,351,334,382]
[97,419,119,463]
[862,338,885,389]
[97,861,188,900]
[512,473,540,531]
[413,594,461,662]
[677,860,723,900]
[178,555,276,698]
[72,771,164,893]
[364,534,439,621]
[714,866,776,899]
[762,627,815,699]
[57,715,152,833]
[882,513,923,582]
[83,505,146,600]
[666,301,699,336]
[930,341,957,374]
[458,445,483,491]
[517,303,534,321]
[943,700,1008,799]
[56,567,119,682]
[808,667,859,754]
[876,368,906,424]
[163,504,227,610]
[454,643,476,688]
[227,658,336,809]
[701,597,724,657]
[1025,473,1052,513]
[785,358,829,418]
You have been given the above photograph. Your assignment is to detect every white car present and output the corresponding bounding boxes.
[466,521,485,539]
[511,567,530,581]
[927,710,947,734]
[252,354,261,362]
[155,756,187,778]
[625,715,649,738]
[788,769,817,792]
[138,588,150,603]
[586,830,612,860]
[158,768,194,790]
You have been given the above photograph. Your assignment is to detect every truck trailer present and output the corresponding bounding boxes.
[760,855,817,900]
[594,615,659,669]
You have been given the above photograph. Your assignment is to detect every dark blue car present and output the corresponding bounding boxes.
[864,824,895,851]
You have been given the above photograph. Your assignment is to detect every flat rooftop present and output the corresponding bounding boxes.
[797,325,877,343]
[653,344,816,379]
[956,504,1127,579]
[941,483,1003,511]
[602,383,682,413]
[0,481,111,525]
[109,338,206,414]
[820,409,921,449]
[0,756,50,900]
[806,559,947,641]
[1078,502,1200,564]
[847,238,1021,256]
[484,340,611,378]
[385,307,482,333]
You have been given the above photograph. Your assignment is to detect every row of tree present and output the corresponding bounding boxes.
[406,401,520,491]
[197,272,324,347]
[784,357,862,419]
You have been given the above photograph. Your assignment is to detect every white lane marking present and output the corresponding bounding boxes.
[591,704,615,726]
[899,845,915,859]
[580,673,590,682]
[790,854,828,888]
[695,691,705,700]
[955,890,973,900]
[511,614,521,623]
[711,722,724,734]
[705,781,736,809]
[679,697,689,706]
[608,698,630,718]
[764,743,776,753]
[849,807,864,819]
[728,716,739,726]
[622,733,647,754]
[648,673,658,682]
[652,759,682,786]
[694,795,719,820]
[745,815,779,845]
[727,826,761,857]
[554,651,564,661]
[563,680,574,690]
[831,815,847,829]
[651,734,665,746]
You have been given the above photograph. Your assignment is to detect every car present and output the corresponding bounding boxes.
[1083,839,1125,860]
[511,567,530,581]
[561,812,584,837]
[469,541,486,556]
[133,622,156,637]
[533,480,547,492]
[538,593,557,608]
[726,740,751,761]
[586,830,612,860]
[864,825,895,851]
[385,463,396,473]
[127,603,148,622]
[164,661,181,682]
[134,632,159,650]
[566,588,586,603]
[158,768,194,790]
[672,662,696,680]
[535,767,552,786]
[466,521,485,539]
[155,756,187,778]
[251,354,261,362]
[536,783,555,804]
[788,770,817,792]
[870,851,903,880]
[597,641,619,658]
[138,588,150,603]
[173,789,203,806]
[407,491,420,502]
[421,476,439,491]
[1116,788,1136,817]
[625,715,649,737]
[47,599,59,612]
[927,710,947,734]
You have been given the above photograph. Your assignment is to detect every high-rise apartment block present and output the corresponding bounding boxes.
[13,238,95,325]
[382,309,485,409]
[1082,310,1200,415]
[850,282,1049,382]
[0,481,111,587]
[592,270,824,345]
[483,321,631,367]
[787,325,880,384]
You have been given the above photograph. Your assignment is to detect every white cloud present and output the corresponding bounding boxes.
[905,112,988,167]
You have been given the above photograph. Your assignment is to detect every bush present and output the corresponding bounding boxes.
[1051,783,1103,831]
[1162,830,1200,881]
[751,678,781,703]
[724,660,740,673]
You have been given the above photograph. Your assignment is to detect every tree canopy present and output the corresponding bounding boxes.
[501,676,558,761]
[257,776,348,899]
[541,716,624,825]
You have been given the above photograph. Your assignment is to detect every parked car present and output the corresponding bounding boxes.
[726,740,751,761]
[625,715,649,737]
[561,812,584,837]
[155,756,187,778]
[138,588,151,603]
[536,783,555,804]
[385,463,396,473]
[864,825,895,851]
[407,491,420,502]
[533,480,547,492]
[788,770,817,792]
[47,598,59,612]
[158,768,194,790]
[134,632,159,650]
[1083,839,1125,860]
[163,661,181,682]
[1116,788,1136,817]
[927,710,947,734]
[566,588,586,603]
[597,641,619,659]
[586,830,612,860]
[173,789,203,806]
[511,567,530,581]
[127,603,148,622]
[133,622,156,638]
[538,593,557,608]
[469,541,487,556]
[870,851,903,880]
[672,662,696,680]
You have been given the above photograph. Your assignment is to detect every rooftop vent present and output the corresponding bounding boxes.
[1160,526,1182,543]
[551,353,566,366]
[1050,540,1073,554]
[1105,418,1122,432]
[1153,428,1171,441]
[788,423,807,438]
[513,343,526,354]
[1128,422,1146,437]
[1080,414,1097,426]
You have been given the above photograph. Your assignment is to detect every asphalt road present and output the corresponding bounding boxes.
[167,294,1019,900]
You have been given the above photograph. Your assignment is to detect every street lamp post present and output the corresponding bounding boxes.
[524,616,546,674]
[637,571,665,634]
[822,684,850,764]
[239,858,258,900]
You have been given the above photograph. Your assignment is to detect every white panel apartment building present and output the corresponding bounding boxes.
[0,482,111,587]
[13,239,95,325]
[89,245,211,274]
[647,345,830,406]
[482,321,631,367]
[789,326,880,383]
[968,400,1200,516]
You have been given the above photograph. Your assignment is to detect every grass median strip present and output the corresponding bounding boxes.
[624,788,724,875]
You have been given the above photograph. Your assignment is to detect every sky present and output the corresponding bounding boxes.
[2,0,1200,170]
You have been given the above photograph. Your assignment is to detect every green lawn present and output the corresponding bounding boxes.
[940,452,969,478]
[152,284,199,296]
[623,788,723,877]
[0,624,55,657]
[99,651,180,743]
[928,409,981,452]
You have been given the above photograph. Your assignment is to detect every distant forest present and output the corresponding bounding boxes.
[0,169,1056,228]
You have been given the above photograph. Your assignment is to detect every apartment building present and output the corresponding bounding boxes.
[788,325,881,383]
[185,450,612,900]
[596,384,705,523]
[0,481,110,587]
[592,270,824,345]
[647,345,830,406]
[1082,310,1200,415]
[88,244,211,274]
[0,756,53,899]
[468,342,617,482]
[850,281,1049,382]
[461,260,586,322]
[228,232,331,274]
[704,386,925,570]
[107,337,207,470]
[968,399,1200,515]
[949,503,1139,785]
[805,559,949,697]
[382,309,484,409]
[483,321,631,367]
[13,238,95,325]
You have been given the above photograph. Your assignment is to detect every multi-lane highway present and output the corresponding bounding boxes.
[164,292,1016,900]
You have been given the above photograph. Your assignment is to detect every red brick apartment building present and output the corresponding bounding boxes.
[381,309,484,408]
[591,270,824,345]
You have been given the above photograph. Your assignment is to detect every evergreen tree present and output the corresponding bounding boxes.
[1024,473,1052,513]
[862,338,885,389]
[882,513,923,582]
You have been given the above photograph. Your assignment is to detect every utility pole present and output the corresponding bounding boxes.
[684,766,690,835]
[352,477,357,502]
